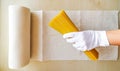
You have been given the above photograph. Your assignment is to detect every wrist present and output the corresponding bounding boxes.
[106,30,120,45]
[95,31,109,46]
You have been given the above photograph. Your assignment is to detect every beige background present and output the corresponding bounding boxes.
[0,0,120,71]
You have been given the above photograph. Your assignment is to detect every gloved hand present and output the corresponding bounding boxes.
[63,30,109,51]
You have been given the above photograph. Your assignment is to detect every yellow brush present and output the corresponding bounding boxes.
[49,10,98,60]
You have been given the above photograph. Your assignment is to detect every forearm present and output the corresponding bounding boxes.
[106,30,120,45]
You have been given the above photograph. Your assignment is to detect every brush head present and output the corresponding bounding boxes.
[49,10,79,34]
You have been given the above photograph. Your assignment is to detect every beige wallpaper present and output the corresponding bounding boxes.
[0,0,120,71]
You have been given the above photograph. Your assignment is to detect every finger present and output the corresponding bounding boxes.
[66,37,78,43]
[73,41,85,48]
[72,41,87,51]
[73,41,86,49]
[66,38,75,43]
[63,32,76,39]
[76,46,87,51]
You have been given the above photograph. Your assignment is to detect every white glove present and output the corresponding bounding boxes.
[63,30,109,51]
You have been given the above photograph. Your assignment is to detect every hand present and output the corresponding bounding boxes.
[63,30,109,51]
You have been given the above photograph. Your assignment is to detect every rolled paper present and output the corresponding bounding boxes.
[30,11,43,61]
[9,5,30,69]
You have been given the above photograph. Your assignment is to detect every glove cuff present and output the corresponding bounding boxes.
[95,31,109,46]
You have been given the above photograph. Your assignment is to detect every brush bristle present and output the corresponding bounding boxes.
[49,10,78,34]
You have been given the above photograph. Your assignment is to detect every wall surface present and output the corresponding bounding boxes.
[0,0,120,71]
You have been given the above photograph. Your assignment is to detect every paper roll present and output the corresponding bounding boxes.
[9,5,30,69]
[31,11,43,61]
